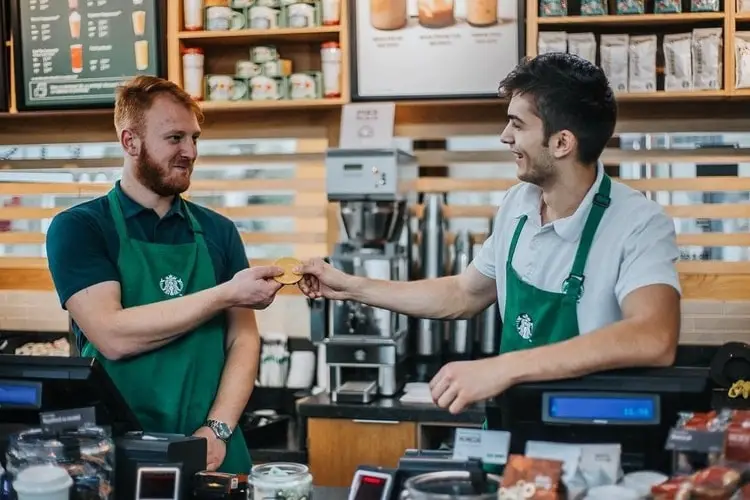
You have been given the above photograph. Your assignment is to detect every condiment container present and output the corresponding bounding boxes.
[183,48,205,100]
[184,0,204,30]
[249,462,313,499]
[322,0,340,24]
[402,470,503,499]
[12,465,72,500]
[320,41,341,98]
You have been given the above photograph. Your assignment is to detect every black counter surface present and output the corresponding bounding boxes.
[298,393,486,424]
[314,486,349,499]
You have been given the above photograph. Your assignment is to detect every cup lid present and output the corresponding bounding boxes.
[13,465,73,494]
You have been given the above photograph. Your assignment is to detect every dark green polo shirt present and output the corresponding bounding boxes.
[46,181,249,350]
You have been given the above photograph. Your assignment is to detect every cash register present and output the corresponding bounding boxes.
[486,365,713,473]
[0,355,207,500]
[346,365,714,498]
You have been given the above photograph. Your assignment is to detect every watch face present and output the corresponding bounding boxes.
[212,421,231,440]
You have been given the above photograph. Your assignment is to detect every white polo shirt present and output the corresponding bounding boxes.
[472,164,682,335]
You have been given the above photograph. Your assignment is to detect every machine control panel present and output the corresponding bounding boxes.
[541,391,661,425]
[325,148,417,200]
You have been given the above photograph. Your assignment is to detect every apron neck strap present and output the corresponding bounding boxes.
[182,201,205,235]
[506,214,529,267]
[107,188,129,241]
[563,174,612,300]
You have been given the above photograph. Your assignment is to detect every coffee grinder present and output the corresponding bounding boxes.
[309,148,418,403]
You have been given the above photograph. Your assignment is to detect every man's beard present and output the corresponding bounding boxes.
[518,149,557,187]
[135,146,193,197]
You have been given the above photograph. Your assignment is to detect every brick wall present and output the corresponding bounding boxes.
[0,292,747,345]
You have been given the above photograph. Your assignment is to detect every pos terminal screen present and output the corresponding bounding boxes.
[351,471,392,500]
[136,469,178,500]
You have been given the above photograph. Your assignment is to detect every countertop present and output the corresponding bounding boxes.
[314,486,349,499]
[297,392,486,424]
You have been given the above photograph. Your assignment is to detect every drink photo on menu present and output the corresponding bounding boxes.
[9,0,167,111]
[356,0,522,100]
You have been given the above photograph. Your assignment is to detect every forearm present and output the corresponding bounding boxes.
[503,317,678,386]
[110,284,232,359]
[346,275,469,320]
[206,332,260,430]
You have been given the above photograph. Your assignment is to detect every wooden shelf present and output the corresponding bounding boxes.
[615,90,728,100]
[177,26,341,45]
[735,12,750,19]
[536,12,725,24]
[199,98,345,111]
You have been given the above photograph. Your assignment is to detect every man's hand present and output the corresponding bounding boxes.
[224,266,284,309]
[193,426,227,471]
[429,357,512,414]
[295,258,355,300]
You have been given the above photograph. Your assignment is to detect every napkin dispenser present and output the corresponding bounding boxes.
[115,432,207,500]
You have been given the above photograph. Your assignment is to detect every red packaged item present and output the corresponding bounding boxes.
[690,466,741,499]
[651,476,693,499]
[499,455,563,499]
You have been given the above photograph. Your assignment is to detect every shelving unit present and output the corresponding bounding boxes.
[165,3,350,111]
[526,0,750,99]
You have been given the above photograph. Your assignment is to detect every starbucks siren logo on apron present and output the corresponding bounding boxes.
[160,274,184,297]
[515,313,534,342]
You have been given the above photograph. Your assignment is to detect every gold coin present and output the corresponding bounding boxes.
[272,257,303,285]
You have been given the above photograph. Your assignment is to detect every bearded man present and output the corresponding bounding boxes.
[46,75,285,474]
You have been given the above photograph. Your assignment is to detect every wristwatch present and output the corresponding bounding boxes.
[205,419,232,442]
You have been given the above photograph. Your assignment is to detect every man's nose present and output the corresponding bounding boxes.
[500,124,514,145]
[182,140,197,160]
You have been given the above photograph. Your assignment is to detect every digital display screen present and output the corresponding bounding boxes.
[353,474,388,500]
[548,396,655,421]
[0,380,41,408]
[137,471,177,500]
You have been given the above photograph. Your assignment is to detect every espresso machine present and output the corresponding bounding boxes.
[309,148,419,403]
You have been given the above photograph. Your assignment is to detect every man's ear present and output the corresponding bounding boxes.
[548,130,576,159]
[120,129,140,158]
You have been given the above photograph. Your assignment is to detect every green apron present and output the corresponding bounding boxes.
[500,174,612,353]
[81,189,251,475]
[479,175,612,444]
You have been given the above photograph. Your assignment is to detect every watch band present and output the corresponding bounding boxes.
[205,419,232,442]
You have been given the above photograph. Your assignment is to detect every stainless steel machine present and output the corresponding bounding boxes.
[309,148,418,403]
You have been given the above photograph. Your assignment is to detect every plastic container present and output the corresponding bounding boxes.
[402,470,502,499]
[182,48,205,100]
[249,462,312,499]
[5,426,115,500]
[320,41,341,98]
[12,465,72,500]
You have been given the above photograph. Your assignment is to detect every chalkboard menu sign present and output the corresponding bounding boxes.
[10,0,167,111]
[1,1,9,112]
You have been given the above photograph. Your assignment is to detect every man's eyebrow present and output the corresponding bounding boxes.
[162,129,201,136]
[507,113,525,125]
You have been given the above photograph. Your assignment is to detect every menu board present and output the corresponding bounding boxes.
[1,2,9,112]
[11,0,165,111]
[351,0,524,100]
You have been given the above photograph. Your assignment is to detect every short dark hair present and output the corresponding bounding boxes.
[498,53,617,165]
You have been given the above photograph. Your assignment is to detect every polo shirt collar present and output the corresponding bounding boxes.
[114,180,185,219]
[514,162,605,242]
